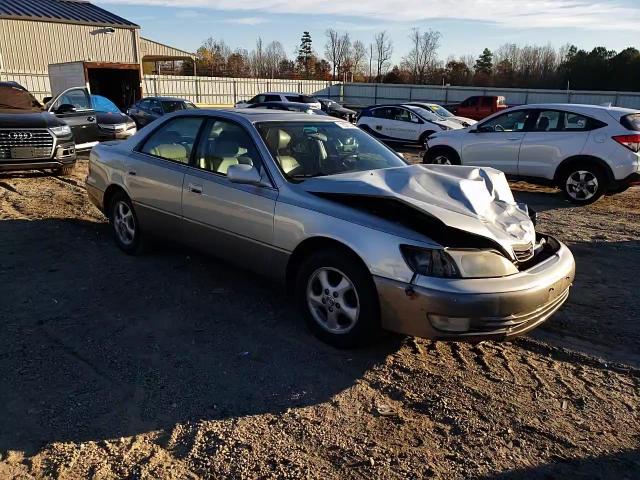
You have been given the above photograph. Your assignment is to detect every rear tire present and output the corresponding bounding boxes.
[295,248,381,348]
[108,191,146,255]
[559,164,607,205]
[423,148,459,165]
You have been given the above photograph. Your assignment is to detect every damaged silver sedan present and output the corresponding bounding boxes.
[86,109,576,347]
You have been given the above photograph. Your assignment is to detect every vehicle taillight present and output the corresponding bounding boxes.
[612,134,640,153]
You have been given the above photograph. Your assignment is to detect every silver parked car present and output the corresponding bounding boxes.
[86,109,575,347]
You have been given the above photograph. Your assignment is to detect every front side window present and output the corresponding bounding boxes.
[466,97,479,107]
[140,117,203,163]
[55,89,91,111]
[285,95,303,102]
[481,97,493,107]
[196,119,262,175]
[258,121,406,179]
[372,107,390,119]
[264,94,281,102]
[91,95,120,114]
[479,110,531,132]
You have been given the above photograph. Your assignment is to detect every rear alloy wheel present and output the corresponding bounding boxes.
[109,191,145,254]
[296,249,380,348]
[561,167,606,205]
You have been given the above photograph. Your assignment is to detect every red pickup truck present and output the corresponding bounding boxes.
[453,95,507,120]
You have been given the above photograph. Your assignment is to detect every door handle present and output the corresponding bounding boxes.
[188,183,203,194]
[507,137,521,141]
[375,125,382,130]
[128,170,137,176]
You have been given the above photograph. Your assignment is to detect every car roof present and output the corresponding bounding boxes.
[141,96,190,102]
[253,101,313,108]
[260,92,315,96]
[511,103,638,114]
[174,108,340,123]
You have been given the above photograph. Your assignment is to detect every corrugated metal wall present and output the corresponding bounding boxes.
[142,75,333,105]
[334,83,640,109]
[0,19,137,74]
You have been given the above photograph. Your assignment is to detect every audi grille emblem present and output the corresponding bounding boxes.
[9,131,33,140]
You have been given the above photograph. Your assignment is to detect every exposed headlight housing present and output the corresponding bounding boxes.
[400,246,518,279]
[50,125,71,137]
[400,246,460,278]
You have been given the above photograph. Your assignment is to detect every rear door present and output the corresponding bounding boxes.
[126,116,205,239]
[518,110,592,179]
[460,109,533,174]
[49,87,99,147]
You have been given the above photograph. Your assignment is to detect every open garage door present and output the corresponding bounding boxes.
[85,63,141,112]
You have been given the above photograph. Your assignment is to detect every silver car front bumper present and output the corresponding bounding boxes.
[375,237,575,341]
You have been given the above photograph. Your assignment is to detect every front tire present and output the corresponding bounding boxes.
[423,148,459,165]
[52,163,75,176]
[559,165,606,205]
[295,248,380,348]
[108,191,146,254]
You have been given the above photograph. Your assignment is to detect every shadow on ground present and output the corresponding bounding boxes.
[0,218,400,455]
[475,449,640,480]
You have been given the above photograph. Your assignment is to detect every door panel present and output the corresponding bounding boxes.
[182,171,278,277]
[49,88,99,145]
[125,153,187,239]
[461,132,523,174]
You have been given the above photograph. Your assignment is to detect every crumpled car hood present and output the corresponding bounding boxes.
[301,164,536,257]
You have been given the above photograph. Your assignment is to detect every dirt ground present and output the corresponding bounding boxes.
[0,156,639,479]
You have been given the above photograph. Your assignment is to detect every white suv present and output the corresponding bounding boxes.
[235,92,321,110]
[424,104,640,204]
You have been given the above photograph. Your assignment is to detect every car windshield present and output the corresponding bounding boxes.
[428,105,454,118]
[258,121,407,180]
[406,106,443,122]
[91,95,121,114]
[0,85,43,113]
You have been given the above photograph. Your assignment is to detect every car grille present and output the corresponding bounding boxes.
[0,129,55,160]
[513,242,534,263]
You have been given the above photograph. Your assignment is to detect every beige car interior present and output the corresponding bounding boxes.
[199,124,255,175]
[265,129,301,174]
[146,131,191,163]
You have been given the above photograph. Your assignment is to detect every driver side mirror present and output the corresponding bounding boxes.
[227,163,262,186]
[56,104,77,114]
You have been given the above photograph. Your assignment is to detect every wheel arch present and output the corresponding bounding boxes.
[285,236,371,295]
[554,155,614,186]
[102,184,130,217]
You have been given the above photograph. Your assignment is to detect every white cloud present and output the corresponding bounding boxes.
[224,16,268,25]
[100,0,640,30]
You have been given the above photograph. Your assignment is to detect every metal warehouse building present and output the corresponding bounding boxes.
[0,0,194,106]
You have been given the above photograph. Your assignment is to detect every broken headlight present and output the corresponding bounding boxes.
[401,246,518,278]
[400,246,460,278]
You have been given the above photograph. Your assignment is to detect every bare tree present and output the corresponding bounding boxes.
[197,37,231,76]
[401,28,441,84]
[325,30,351,80]
[351,40,367,80]
[265,41,287,78]
[374,31,393,81]
[250,38,267,77]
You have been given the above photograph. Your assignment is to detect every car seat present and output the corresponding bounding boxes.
[265,129,300,174]
[537,116,550,132]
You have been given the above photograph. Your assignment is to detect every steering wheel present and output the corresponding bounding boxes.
[340,154,358,171]
[494,125,505,132]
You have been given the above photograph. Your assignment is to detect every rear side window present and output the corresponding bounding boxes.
[372,107,390,119]
[285,95,302,102]
[481,97,493,107]
[140,117,203,164]
[264,94,281,102]
[621,114,640,131]
[467,97,479,107]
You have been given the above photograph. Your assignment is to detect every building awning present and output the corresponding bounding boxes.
[140,37,195,61]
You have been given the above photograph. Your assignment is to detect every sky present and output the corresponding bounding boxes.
[97,0,640,62]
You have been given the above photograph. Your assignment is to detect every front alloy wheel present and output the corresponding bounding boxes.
[296,248,380,348]
[306,267,360,334]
